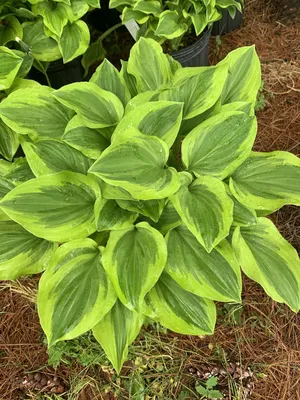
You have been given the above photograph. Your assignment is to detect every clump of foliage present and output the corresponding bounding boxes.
[0,45,34,94]
[109,0,243,49]
[0,0,96,83]
[196,376,223,399]
[0,38,300,374]
[47,332,107,368]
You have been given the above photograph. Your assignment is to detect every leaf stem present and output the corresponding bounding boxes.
[36,59,52,88]
[98,22,123,43]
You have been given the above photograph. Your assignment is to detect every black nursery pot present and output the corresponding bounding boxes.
[28,57,84,89]
[212,2,244,36]
[171,27,212,67]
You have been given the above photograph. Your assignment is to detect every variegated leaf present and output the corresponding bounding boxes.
[159,63,228,120]
[95,198,138,231]
[144,201,181,235]
[90,59,131,107]
[0,171,100,242]
[22,138,93,177]
[165,224,242,302]
[218,46,261,105]
[225,185,257,227]
[112,101,183,148]
[232,218,300,312]
[62,115,110,160]
[38,239,117,345]
[0,220,57,279]
[59,21,90,63]
[143,273,216,335]
[53,82,124,129]
[32,1,69,37]
[127,37,173,92]
[116,199,164,222]
[0,16,23,46]
[0,46,23,90]
[125,91,158,114]
[89,129,180,201]
[182,111,257,180]
[1,157,35,184]
[170,174,233,252]
[102,222,167,310]
[22,21,61,62]
[120,60,138,98]
[93,300,144,373]
[0,175,14,196]
[0,119,19,161]
[0,87,70,139]
[230,151,300,210]
[155,10,188,39]
[0,176,15,221]
[67,0,89,22]
[100,181,133,201]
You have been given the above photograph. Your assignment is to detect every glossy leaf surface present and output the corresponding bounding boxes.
[102,222,167,310]
[93,300,143,373]
[166,224,242,302]
[0,172,100,242]
[144,273,216,335]
[38,239,117,345]
[233,218,300,312]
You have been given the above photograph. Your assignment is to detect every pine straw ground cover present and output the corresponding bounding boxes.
[1,0,300,399]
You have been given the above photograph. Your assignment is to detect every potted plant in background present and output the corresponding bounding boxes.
[0,0,97,161]
[1,38,300,375]
[212,0,244,36]
[0,0,97,88]
[108,0,243,66]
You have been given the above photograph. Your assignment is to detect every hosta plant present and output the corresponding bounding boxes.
[109,0,243,49]
[0,38,300,373]
[0,0,95,79]
[0,46,35,94]
[0,3,37,92]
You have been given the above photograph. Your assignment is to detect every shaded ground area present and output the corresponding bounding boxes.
[1,278,300,399]
[1,0,300,399]
[271,0,300,24]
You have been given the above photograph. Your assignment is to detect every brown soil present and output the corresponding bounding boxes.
[1,0,300,399]
[271,0,300,24]
[1,278,300,400]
